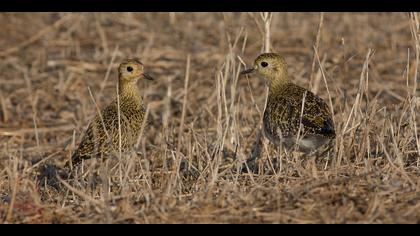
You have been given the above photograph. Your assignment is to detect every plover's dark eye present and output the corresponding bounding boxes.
[127,66,133,72]
[261,61,268,67]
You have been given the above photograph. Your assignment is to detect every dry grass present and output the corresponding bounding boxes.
[0,12,419,224]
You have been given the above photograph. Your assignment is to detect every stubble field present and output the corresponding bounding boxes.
[0,12,419,223]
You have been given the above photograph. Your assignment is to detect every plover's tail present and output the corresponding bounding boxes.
[64,150,87,170]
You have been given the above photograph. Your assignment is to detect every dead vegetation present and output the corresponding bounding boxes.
[0,12,419,223]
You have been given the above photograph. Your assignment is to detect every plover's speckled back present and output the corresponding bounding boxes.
[241,53,335,153]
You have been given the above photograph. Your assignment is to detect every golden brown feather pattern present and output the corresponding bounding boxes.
[241,53,335,153]
[66,58,153,168]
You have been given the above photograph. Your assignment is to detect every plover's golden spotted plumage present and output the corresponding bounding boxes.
[66,58,153,168]
[241,53,335,153]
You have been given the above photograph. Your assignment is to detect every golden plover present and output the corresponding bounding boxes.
[241,53,335,153]
[66,58,153,168]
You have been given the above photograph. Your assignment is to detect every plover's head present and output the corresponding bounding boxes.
[118,58,153,84]
[241,53,288,83]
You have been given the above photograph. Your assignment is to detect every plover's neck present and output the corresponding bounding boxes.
[118,82,143,107]
[268,73,290,94]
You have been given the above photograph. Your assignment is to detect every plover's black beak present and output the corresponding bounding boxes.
[142,73,154,80]
[240,68,255,75]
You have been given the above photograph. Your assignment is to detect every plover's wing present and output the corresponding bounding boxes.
[68,103,119,167]
[265,88,335,141]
